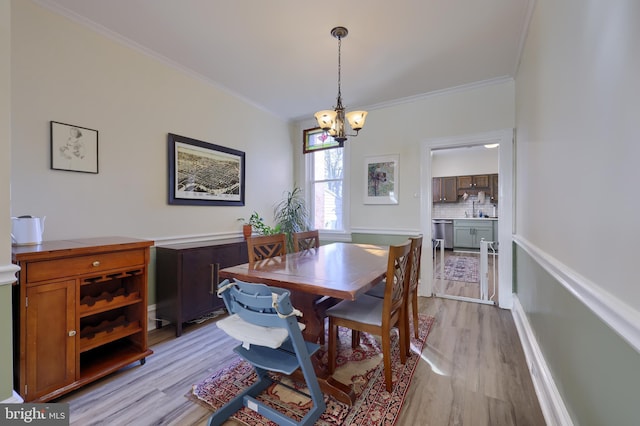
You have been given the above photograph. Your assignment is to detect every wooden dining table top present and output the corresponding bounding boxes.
[219,242,389,301]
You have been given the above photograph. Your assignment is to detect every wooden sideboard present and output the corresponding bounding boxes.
[155,238,248,337]
[12,236,154,402]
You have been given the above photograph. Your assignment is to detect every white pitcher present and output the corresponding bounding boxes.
[11,216,46,245]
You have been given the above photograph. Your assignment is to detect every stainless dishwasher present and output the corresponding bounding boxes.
[432,219,453,249]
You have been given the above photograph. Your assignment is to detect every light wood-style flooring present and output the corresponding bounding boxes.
[433,248,499,303]
[58,288,545,426]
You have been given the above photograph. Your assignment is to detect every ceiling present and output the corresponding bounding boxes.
[36,0,533,123]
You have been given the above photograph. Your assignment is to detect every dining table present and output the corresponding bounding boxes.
[218,242,389,405]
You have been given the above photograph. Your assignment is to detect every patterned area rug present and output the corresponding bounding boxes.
[435,255,479,282]
[191,314,435,426]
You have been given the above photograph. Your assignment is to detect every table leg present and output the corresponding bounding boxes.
[288,291,356,406]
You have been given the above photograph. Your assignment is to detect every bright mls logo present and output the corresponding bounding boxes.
[1,404,68,425]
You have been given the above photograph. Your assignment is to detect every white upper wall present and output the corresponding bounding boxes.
[296,80,515,234]
[431,146,499,177]
[515,0,640,309]
[1,1,11,261]
[10,1,294,242]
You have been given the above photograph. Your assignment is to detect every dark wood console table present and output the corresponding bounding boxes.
[155,238,248,336]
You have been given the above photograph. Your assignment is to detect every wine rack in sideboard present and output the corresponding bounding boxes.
[12,237,153,402]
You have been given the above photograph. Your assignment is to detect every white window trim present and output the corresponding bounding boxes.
[304,143,351,239]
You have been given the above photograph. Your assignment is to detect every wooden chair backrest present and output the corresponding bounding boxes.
[408,236,423,293]
[292,230,320,252]
[382,240,412,319]
[247,234,287,263]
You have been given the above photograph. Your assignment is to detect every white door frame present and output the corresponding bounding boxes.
[419,129,514,309]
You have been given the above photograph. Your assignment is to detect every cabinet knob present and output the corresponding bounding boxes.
[68,330,76,337]
[92,261,100,267]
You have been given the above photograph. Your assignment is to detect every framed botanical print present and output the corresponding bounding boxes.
[364,154,399,204]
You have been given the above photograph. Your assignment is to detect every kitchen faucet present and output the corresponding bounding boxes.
[472,200,476,218]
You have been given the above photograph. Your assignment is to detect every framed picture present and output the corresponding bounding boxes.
[168,133,245,206]
[303,127,343,154]
[364,154,399,205]
[50,121,99,173]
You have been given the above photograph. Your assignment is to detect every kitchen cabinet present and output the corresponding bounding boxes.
[453,220,494,249]
[432,176,457,203]
[493,221,499,251]
[457,174,490,194]
[12,237,153,402]
[156,238,248,337]
[489,174,499,203]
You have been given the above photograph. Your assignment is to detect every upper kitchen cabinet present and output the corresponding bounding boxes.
[489,174,499,203]
[457,174,490,191]
[433,176,457,203]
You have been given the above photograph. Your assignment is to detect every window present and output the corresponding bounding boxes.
[307,147,347,231]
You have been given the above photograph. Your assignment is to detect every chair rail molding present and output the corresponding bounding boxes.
[0,263,20,286]
[513,234,640,355]
[152,231,242,247]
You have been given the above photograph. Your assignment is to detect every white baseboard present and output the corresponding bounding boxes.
[2,390,24,403]
[512,295,573,426]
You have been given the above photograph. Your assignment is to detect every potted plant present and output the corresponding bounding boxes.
[273,187,310,252]
[239,221,253,239]
[238,212,280,239]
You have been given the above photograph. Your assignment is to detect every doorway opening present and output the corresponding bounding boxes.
[419,129,514,309]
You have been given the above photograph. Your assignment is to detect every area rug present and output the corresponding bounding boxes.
[435,255,479,283]
[190,314,435,426]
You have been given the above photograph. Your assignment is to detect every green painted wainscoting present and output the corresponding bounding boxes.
[350,233,417,246]
[0,284,13,401]
[514,244,640,426]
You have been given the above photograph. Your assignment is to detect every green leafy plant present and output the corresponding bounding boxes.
[238,211,280,235]
[274,187,310,252]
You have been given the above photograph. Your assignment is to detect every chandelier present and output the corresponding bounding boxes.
[314,27,368,143]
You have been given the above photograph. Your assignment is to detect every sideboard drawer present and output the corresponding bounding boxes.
[26,249,146,283]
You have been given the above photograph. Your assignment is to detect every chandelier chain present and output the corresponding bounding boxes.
[337,35,342,101]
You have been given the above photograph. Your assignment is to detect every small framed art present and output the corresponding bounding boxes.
[168,133,245,206]
[364,154,399,205]
[50,121,99,173]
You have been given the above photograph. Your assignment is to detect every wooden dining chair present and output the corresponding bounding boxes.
[406,236,423,346]
[326,240,412,392]
[292,229,336,344]
[247,234,287,263]
[364,236,423,355]
[292,230,320,252]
